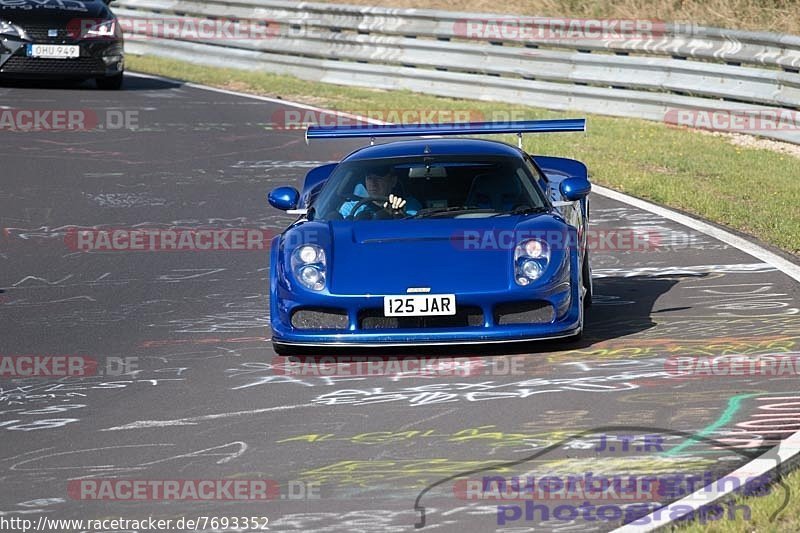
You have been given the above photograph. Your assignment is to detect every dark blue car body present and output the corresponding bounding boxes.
[268,120,592,352]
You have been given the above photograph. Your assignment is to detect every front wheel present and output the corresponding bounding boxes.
[582,254,593,309]
[565,258,589,343]
[96,73,123,90]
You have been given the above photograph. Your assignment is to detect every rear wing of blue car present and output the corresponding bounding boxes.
[305,118,586,147]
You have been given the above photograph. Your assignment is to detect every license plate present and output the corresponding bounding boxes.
[27,44,80,59]
[384,294,456,317]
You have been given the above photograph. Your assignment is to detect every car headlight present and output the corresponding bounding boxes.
[291,244,326,291]
[83,19,119,39]
[0,20,27,39]
[514,239,549,286]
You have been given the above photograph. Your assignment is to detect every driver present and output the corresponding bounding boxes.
[339,170,420,218]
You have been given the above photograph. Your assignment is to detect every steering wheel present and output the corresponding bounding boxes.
[343,196,392,220]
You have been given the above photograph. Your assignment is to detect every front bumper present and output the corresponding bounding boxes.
[0,39,123,79]
[270,251,583,347]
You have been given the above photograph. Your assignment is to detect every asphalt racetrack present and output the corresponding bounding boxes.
[1,75,799,532]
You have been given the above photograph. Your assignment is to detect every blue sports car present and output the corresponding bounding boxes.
[267,119,592,354]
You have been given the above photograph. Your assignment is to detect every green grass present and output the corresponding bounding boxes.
[127,54,800,257]
[667,465,800,532]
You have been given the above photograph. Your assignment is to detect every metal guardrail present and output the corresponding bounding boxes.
[115,0,800,144]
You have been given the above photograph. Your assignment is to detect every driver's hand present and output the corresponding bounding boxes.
[384,194,407,211]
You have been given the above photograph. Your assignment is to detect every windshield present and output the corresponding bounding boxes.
[310,155,549,221]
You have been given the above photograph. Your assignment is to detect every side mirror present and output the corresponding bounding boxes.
[559,177,591,202]
[268,186,300,211]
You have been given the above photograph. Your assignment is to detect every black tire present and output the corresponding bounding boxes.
[96,73,123,90]
[565,257,588,343]
[582,254,593,309]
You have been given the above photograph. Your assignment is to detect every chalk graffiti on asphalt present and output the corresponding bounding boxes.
[309,374,662,407]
